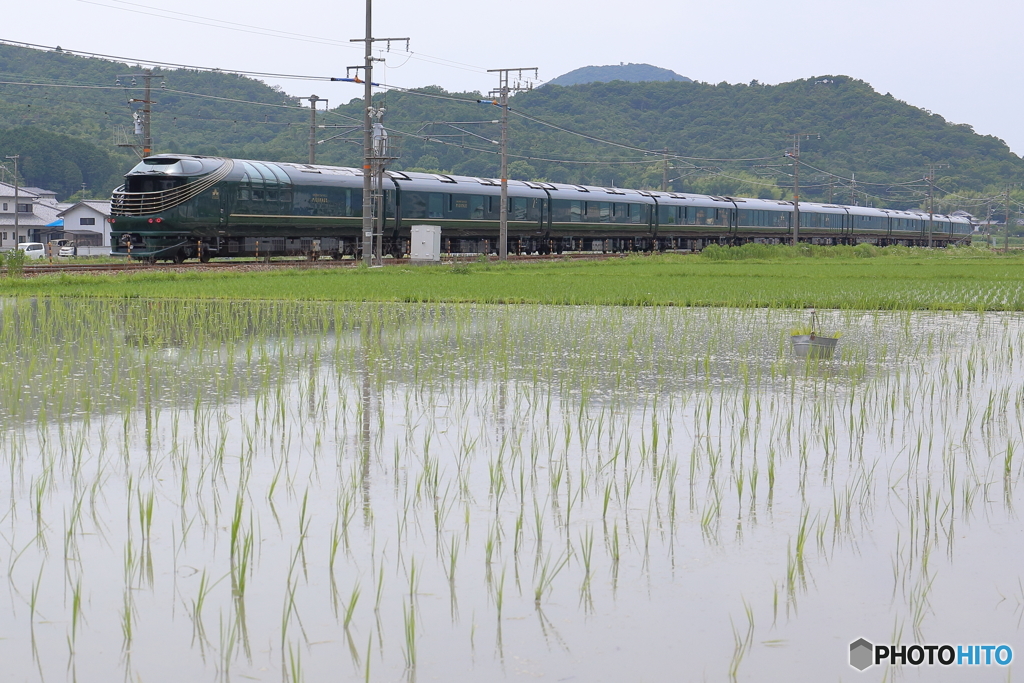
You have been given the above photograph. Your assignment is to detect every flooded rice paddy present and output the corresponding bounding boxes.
[1,300,1023,682]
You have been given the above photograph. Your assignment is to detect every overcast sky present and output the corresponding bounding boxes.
[7,0,1024,155]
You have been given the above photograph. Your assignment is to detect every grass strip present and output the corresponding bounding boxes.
[3,252,1024,310]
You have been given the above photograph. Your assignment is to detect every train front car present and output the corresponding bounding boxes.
[110,155,235,262]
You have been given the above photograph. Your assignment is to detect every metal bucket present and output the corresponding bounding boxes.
[790,334,839,359]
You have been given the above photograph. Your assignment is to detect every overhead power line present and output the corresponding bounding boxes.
[71,2,490,75]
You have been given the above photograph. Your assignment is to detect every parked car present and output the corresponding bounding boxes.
[58,243,76,258]
[17,242,46,259]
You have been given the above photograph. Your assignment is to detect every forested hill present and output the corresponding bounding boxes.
[546,64,691,86]
[0,42,311,198]
[0,41,1021,208]
[326,77,1024,209]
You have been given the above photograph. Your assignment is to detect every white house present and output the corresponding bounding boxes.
[0,182,69,249]
[57,200,113,249]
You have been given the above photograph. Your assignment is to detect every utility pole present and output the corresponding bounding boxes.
[120,70,156,158]
[5,154,18,245]
[786,133,818,246]
[369,107,395,266]
[924,164,948,248]
[927,171,935,248]
[143,70,152,156]
[661,148,671,192]
[299,95,328,165]
[1005,186,1013,254]
[485,67,537,261]
[350,0,407,265]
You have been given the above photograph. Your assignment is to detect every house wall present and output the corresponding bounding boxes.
[61,205,111,246]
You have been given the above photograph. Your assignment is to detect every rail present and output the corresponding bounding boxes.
[110,159,235,216]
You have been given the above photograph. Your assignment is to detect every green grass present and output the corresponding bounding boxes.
[4,249,1024,310]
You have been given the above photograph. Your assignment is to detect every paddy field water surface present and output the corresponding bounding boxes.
[1,300,1022,681]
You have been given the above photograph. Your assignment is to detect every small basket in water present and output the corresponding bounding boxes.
[790,309,839,359]
[790,333,839,359]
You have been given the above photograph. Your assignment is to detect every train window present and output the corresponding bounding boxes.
[279,190,292,204]
[470,196,486,219]
[242,163,264,187]
[126,176,184,193]
[511,197,528,220]
[266,190,279,202]
[630,204,644,224]
[570,201,583,222]
[249,162,278,186]
[585,202,611,222]
[130,158,183,175]
[428,193,444,218]
[658,206,676,225]
[179,159,204,174]
[252,189,264,202]
[403,192,429,219]
[267,164,291,185]
[237,187,250,201]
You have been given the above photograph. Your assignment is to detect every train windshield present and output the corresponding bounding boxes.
[128,158,210,176]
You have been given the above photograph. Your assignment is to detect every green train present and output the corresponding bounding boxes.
[108,155,974,261]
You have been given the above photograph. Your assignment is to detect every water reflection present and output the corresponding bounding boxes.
[0,301,1022,682]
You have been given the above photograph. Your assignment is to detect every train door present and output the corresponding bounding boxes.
[542,190,552,234]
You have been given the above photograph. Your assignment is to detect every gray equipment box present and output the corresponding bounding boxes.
[410,225,441,262]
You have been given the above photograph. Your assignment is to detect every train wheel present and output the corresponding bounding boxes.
[199,249,211,263]
[173,250,186,264]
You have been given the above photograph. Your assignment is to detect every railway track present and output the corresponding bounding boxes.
[13,252,634,276]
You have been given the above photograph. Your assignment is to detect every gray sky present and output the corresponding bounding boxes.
[9,0,1024,155]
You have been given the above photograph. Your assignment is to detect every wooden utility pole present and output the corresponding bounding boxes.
[486,67,537,261]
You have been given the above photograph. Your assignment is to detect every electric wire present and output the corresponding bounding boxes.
[71,2,490,75]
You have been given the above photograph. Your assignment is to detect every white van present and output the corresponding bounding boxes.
[17,242,46,259]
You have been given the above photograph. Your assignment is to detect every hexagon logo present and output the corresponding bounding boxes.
[850,638,874,671]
